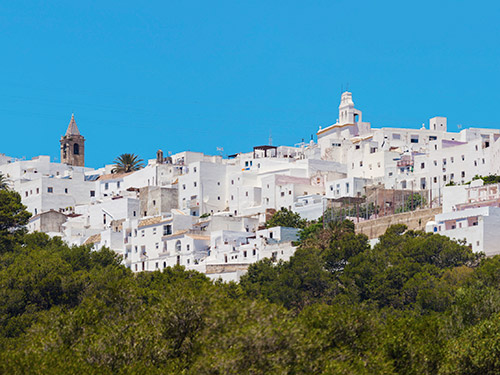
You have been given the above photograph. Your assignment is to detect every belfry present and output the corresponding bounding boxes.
[60,114,85,167]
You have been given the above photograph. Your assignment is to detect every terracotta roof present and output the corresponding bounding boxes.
[98,171,135,181]
[317,123,354,136]
[138,216,171,228]
[186,234,210,241]
[83,233,101,245]
[163,229,189,238]
[66,114,80,136]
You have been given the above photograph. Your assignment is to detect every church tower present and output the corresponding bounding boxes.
[60,114,85,167]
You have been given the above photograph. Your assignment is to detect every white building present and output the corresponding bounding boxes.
[426,180,500,256]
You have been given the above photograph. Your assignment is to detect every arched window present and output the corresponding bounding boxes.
[175,240,181,252]
[73,143,80,155]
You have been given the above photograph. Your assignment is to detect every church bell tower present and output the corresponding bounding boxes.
[60,114,85,167]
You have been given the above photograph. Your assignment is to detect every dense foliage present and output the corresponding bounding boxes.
[265,207,307,229]
[1,189,500,373]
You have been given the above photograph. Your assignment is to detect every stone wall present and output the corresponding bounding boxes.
[205,263,249,274]
[355,207,442,239]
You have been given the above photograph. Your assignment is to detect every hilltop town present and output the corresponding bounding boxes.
[3,91,500,280]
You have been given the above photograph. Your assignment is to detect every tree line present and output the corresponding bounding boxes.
[1,192,500,374]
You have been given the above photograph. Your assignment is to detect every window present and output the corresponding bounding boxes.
[421,162,425,169]
[47,187,53,193]
[231,180,234,185]
[182,184,186,190]
[434,160,437,166]
[36,188,39,194]
[163,225,172,235]
[141,246,146,255]
[451,157,454,163]
[65,188,68,194]
[288,191,292,195]
[346,183,350,193]
[410,135,419,143]
[392,133,401,140]
[217,196,220,200]
[231,195,234,200]
[194,182,197,187]
[175,240,181,252]
[461,171,466,178]
[153,228,157,235]
[281,192,285,197]
[134,246,138,253]
[141,230,145,237]
[155,243,159,249]
[187,244,190,251]
[193,167,197,173]
[246,191,249,197]
[90,190,95,197]
[153,200,156,206]
[133,211,136,217]
[355,145,360,150]
[429,135,437,141]
[104,183,109,190]
[25,192,28,197]
[360,161,363,167]
[461,155,465,161]
[73,143,79,155]
[433,177,438,183]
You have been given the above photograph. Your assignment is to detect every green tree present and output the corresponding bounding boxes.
[265,207,306,229]
[0,190,31,252]
[112,153,145,173]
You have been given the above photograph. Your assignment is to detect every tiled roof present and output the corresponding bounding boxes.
[138,216,171,228]
[98,171,134,181]
[186,234,210,241]
[83,233,101,245]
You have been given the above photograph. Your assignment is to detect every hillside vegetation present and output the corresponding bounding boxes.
[1,190,500,374]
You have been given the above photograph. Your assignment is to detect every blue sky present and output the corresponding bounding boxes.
[1,1,500,168]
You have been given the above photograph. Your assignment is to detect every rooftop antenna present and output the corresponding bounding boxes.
[216,146,224,156]
[457,124,463,130]
[269,130,273,146]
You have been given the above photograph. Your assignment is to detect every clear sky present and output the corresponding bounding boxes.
[1,1,500,168]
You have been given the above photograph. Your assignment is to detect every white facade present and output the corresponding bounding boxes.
[426,181,500,256]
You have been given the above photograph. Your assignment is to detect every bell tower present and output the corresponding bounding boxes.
[60,114,85,167]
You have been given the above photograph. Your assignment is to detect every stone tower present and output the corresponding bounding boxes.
[60,114,85,167]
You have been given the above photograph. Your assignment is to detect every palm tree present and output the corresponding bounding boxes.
[112,153,145,174]
[0,174,10,190]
